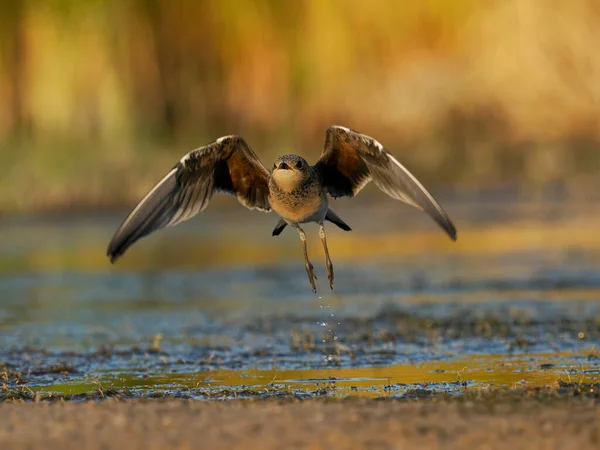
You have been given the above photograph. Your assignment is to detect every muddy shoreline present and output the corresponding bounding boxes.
[1,394,598,449]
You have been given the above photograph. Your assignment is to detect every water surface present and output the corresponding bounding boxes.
[1,197,600,399]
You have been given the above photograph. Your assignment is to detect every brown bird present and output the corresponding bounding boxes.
[107,126,457,292]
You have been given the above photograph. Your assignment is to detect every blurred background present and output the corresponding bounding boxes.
[2,1,600,399]
[1,0,600,213]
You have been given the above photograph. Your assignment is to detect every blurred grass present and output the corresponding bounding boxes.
[0,0,599,213]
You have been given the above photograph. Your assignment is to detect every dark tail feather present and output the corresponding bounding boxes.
[326,208,351,231]
[272,218,287,236]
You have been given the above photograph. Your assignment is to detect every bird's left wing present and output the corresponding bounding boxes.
[314,125,456,241]
[107,135,271,262]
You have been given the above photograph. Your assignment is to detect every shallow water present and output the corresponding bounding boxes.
[1,196,600,399]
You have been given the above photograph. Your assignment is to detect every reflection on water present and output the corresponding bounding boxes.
[1,198,600,399]
[28,351,600,399]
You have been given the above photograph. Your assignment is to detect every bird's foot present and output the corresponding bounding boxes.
[310,262,317,281]
[327,264,334,290]
[305,261,317,293]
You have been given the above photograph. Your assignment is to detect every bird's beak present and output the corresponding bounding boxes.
[278,162,290,170]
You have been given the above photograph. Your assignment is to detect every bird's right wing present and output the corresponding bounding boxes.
[314,125,456,241]
[107,136,271,262]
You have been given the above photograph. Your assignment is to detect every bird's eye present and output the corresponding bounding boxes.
[295,160,303,169]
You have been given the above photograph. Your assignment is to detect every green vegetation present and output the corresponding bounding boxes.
[1,0,599,212]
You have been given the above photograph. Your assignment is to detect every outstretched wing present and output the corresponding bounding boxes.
[314,125,456,241]
[107,135,271,262]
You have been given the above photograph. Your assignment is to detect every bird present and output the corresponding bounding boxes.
[107,125,457,292]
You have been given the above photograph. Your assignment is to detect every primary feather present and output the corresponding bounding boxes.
[314,125,457,241]
[107,136,271,262]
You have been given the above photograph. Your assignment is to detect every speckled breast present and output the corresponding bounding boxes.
[269,185,328,224]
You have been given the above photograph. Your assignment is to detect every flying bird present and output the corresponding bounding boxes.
[107,126,457,292]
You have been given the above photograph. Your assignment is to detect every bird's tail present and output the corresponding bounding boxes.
[326,208,351,231]
[272,218,287,236]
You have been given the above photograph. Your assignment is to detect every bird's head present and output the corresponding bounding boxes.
[271,154,311,191]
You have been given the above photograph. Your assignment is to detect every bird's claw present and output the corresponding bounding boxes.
[305,262,317,293]
[325,259,334,290]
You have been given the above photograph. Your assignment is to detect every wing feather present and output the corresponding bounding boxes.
[107,136,271,262]
[314,125,457,241]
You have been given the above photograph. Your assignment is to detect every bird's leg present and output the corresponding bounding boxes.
[297,226,317,293]
[319,223,334,290]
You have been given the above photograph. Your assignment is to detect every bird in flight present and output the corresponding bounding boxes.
[107,126,457,292]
